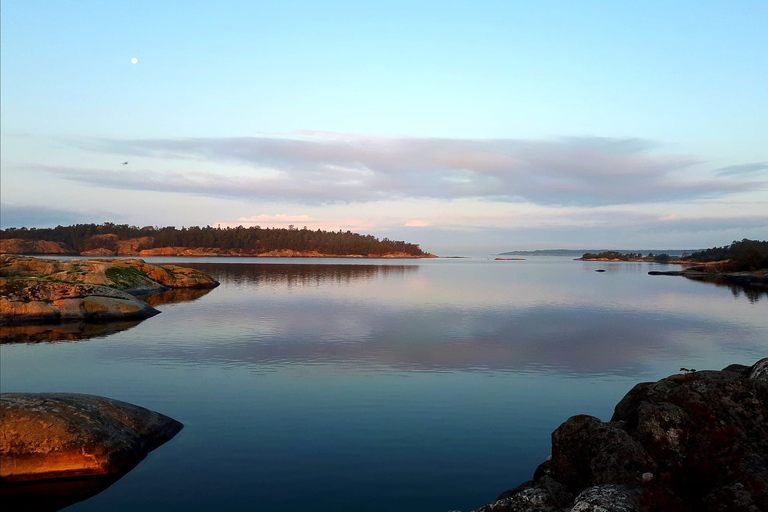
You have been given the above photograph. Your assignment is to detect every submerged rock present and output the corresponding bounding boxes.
[471,358,768,512]
[0,393,183,483]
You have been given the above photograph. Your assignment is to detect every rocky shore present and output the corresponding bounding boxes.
[470,358,768,512]
[0,238,438,258]
[0,255,218,324]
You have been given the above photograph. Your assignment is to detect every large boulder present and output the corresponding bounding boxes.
[0,393,183,482]
[471,358,768,512]
[0,280,159,324]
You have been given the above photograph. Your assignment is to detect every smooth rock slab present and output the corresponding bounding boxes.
[0,393,183,483]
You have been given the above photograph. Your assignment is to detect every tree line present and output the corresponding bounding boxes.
[685,239,768,271]
[0,223,428,257]
[580,251,671,262]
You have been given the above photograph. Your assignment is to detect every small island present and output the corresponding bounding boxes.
[576,251,678,263]
[0,223,437,258]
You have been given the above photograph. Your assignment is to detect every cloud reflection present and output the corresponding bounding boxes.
[109,263,764,377]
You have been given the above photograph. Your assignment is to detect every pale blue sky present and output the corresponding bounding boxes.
[2,1,767,253]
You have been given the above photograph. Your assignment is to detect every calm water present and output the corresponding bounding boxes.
[2,257,767,511]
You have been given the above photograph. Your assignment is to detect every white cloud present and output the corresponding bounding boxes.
[41,133,762,207]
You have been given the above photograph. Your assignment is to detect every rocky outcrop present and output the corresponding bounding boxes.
[1,255,218,291]
[0,239,75,255]
[1,255,218,324]
[115,236,154,255]
[0,281,159,324]
[0,393,183,482]
[472,359,768,512]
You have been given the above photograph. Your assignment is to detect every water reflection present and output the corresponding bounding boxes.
[0,320,143,344]
[179,263,419,288]
[684,276,767,303]
[138,286,214,307]
[1,286,214,345]
[126,302,757,377]
[0,473,125,512]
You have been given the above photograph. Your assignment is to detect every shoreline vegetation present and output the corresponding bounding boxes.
[0,223,437,259]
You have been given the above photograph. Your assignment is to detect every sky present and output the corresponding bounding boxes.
[1,1,767,255]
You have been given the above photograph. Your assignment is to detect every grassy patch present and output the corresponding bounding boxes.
[105,266,153,289]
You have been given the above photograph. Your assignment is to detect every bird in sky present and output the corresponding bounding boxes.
[122,161,128,165]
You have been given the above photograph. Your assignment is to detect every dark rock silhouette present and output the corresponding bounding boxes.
[472,358,768,512]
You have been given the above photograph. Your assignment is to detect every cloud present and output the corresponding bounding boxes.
[716,162,768,177]
[0,203,118,229]
[404,220,430,227]
[238,214,313,223]
[37,134,764,207]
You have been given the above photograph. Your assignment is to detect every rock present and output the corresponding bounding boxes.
[115,236,154,255]
[0,393,183,482]
[0,239,75,255]
[570,485,640,512]
[1,255,218,324]
[747,358,768,381]
[549,415,644,490]
[1,255,218,291]
[0,280,159,324]
[471,359,768,512]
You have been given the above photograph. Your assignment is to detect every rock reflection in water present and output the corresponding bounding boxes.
[686,276,768,303]
[139,286,214,307]
[0,473,124,512]
[1,286,214,344]
[0,320,143,344]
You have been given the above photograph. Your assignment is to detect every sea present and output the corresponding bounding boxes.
[1,256,766,511]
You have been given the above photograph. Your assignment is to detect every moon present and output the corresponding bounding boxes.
[130,57,138,64]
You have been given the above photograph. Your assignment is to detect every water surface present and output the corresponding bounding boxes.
[2,257,766,511]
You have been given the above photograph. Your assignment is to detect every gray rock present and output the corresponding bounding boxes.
[747,357,768,381]
[568,485,639,512]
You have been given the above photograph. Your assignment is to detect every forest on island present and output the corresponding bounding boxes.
[686,239,768,271]
[0,223,428,257]
[580,239,768,271]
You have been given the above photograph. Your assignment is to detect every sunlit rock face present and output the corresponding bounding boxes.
[472,358,768,512]
[0,281,160,324]
[0,239,74,255]
[0,393,183,483]
[0,255,218,324]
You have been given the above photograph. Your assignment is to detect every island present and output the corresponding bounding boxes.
[1,255,219,324]
[576,251,679,263]
[0,223,437,258]
[470,358,768,512]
